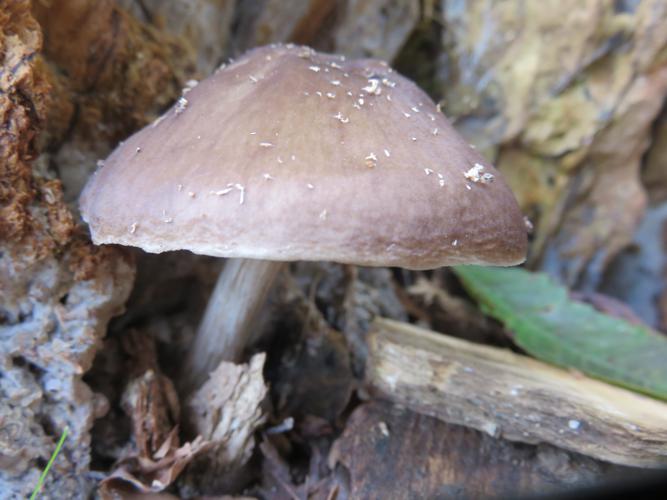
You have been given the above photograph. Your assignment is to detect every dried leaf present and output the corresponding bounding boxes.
[100,429,211,495]
[99,342,205,495]
[121,369,180,458]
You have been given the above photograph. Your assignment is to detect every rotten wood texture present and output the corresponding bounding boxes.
[644,108,667,204]
[118,0,236,77]
[438,0,667,288]
[330,401,635,499]
[234,0,337,51]
[265,272,354,423]
[334,0,420,60]
[365,318,667,468]
[1,3,136,498]
[98,330,209,496]
[180,353,268,495]
[32,0,190,203]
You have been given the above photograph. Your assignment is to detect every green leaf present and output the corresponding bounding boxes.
[453,266,667,401]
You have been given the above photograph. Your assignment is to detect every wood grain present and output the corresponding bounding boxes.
[365,318,667,467]
[330,401,634,499]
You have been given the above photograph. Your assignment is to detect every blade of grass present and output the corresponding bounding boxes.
[30,426,69,500]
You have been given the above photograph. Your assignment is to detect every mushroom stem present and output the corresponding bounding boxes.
[184,258,284,390]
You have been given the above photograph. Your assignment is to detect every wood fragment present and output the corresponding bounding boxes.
[330,401,633,499]
[365,318,667,468]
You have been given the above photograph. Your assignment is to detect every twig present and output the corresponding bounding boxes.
[366,318,667,467]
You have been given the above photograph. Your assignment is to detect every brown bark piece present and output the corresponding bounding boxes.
[268,273,354,422]
[121,369,180,461]
[118,0,236,77]
[330,401,635,499]
[644,109,667,204]
[365,318,667,468]
[32,0,190,201]
[180,354,268,495]
[334,0,420,61]
[0,0,57,244]
[234,0,337,51]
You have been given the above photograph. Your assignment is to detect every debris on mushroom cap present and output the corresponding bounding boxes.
[80,44,527,270]
[362,78,382,95]
[464,163,495,184]
[174,97,188,115]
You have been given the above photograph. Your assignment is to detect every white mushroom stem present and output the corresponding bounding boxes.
[184,258,284,390]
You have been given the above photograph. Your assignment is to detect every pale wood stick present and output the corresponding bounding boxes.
[366,318,667,468]
[183,259,284,391]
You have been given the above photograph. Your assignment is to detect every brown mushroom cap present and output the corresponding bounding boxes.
[80,44,527,270]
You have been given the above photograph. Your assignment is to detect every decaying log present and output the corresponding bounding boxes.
[330,401,633,499]
[365,318,667,468]
[1,2,136,498]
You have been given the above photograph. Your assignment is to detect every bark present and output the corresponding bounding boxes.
[330,401,635,499]
[365,318,667,468]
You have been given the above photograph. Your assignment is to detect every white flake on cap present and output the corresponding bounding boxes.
[464,163,495,184]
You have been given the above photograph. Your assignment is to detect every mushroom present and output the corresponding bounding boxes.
[80,44,527,391]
